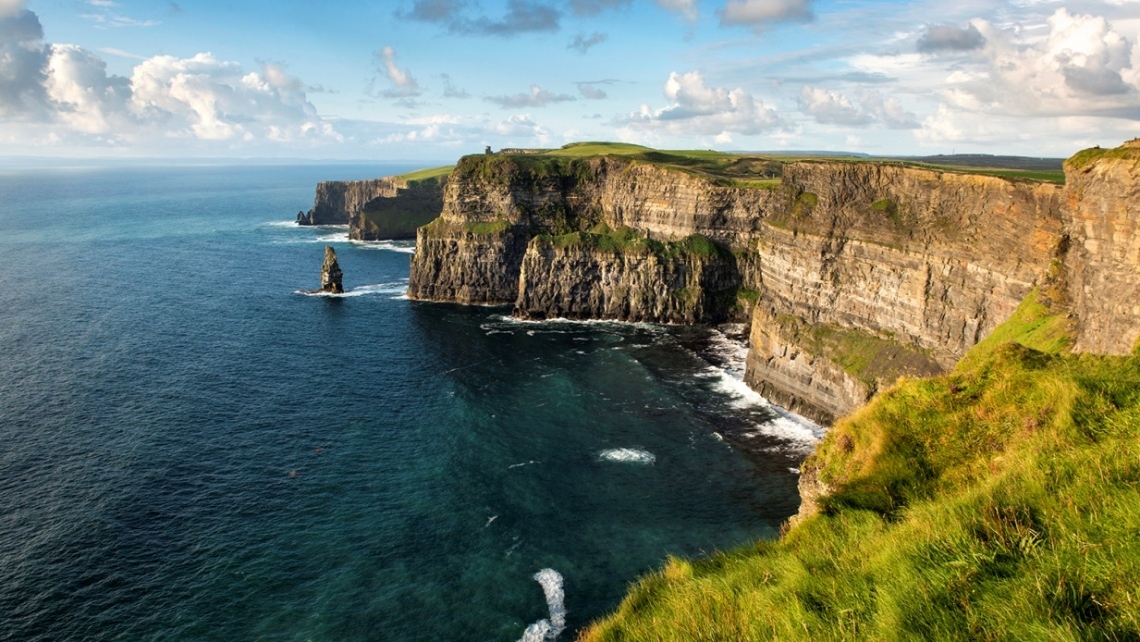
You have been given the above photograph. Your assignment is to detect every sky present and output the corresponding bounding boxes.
[2,0,1139,160]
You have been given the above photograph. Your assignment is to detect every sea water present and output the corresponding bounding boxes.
[0,164,821,641]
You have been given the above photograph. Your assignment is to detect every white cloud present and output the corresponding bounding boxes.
[619,71,784,137]
[798,86,872,126]
[485,85,575,108]
[0,0,25,18]
[935,9,1140,118]
[798,86,919,129]
[719,0,812,31]
[372,45,420,98]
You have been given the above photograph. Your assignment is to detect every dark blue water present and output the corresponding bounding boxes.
[0,165,818,641]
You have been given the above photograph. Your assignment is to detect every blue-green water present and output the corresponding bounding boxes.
[0,165,819,641]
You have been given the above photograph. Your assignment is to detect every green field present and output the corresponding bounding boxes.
[397,165,454,182]
[582,290,1140,640]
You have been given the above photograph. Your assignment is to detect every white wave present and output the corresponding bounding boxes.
[508,460,540,469]
[485,515,498,528]
[264,220,299,227]
[315,231,350,243]
[749,415,823,447]
[350,239,416,254]
[295,281,408,298]
[598,448,656,464]
[704,366,770,410]
[518,569,566,642]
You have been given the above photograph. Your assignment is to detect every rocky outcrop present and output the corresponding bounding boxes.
[515,236,742,324]
[299,178,401,226]
[320,246,343,294]
[1062,141,1140,354]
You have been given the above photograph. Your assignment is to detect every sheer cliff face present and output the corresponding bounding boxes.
[765,162,1064,362]
[305,178,400,225]
[1063,145,1140,355]
[408,153,1072,422]
[407,155,772,313]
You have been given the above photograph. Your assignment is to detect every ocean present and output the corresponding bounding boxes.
[0,164,820,641]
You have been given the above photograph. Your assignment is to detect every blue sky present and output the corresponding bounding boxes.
[2,0,1139,159]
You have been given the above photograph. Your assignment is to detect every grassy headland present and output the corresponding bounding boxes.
[481,142,1065,187]
[581,290,1140,640]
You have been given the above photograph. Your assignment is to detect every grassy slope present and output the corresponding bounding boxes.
[500,143,1064,186]
[581,291,1140,641]
[398,165,454,181]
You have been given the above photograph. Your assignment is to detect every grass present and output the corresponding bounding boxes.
[535,223,730,260]
[773,316,942,390]
[1065,142,1140,171]
[464,219,510,235]
[580,289,1140,641]
[398,165,454,182]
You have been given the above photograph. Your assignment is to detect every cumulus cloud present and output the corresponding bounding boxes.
[938,9,1140,118]
[718,0,812,31]
[372,45,420,98]
[485,85,575,108]
[917,23,985,53]
[618,71,784,138]
[798,86,918,129]
[569,31,606,54]
[0,7,50,118]
[0,0,26,18]
[0,6,339,149]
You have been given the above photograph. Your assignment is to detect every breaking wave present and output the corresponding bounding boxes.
[598,448,656,464]
[295,280,408,298]
[518,569,566,642]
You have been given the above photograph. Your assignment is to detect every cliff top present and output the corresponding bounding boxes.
[1065,140,1140,170]
[397,165,453,182]
[468,141,1066,186]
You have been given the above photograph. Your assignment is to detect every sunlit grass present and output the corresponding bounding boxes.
[581,290,1140,641]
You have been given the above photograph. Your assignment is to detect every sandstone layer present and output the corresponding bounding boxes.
[1062,142,1140,354]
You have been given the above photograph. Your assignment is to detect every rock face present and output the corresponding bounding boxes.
[348,176,446,241]
[299,178,401,226]
[408,144,1139,422]
[320,246,343,294]
[1063,142,1140,354]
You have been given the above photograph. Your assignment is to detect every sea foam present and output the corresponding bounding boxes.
[598,448,656,464]
[295,280,408,298]
[518,568,566,642]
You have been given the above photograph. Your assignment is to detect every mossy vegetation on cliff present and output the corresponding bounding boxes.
[534,223,730,262]
[581,290,1140,641]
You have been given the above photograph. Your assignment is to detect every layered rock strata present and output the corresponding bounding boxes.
[1062,141,1140,354]
[348,176,446,241]
[299,178,400,225]
[407,143,1139,422]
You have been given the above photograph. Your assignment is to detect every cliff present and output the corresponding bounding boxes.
[1062,141,1140,354]
[348,175,446,241]
[298,178,400,225]
[408,149,1070,422]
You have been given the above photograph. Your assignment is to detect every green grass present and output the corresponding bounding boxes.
[464,220,510,235]
[773,316,942,390]
[581,290,1140,641]
[1065,142,1140,171]
[397,165,454,181]
[534,223,731,261]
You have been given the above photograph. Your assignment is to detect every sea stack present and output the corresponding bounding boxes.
[320,245,344,294]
